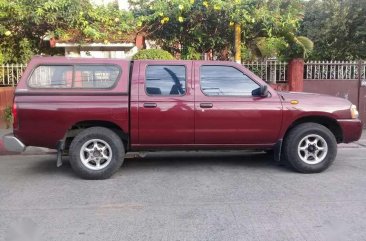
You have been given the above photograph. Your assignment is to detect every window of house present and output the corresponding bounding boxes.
[145,65,186,96]
[200,66,259,96]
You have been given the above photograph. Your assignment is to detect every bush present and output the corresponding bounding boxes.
[3,106,12,129]
[132,49,174,60]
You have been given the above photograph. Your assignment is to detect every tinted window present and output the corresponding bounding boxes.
[29,65,73,88]
[28,64,120,89]
[74,65,119,88]
[146,65,186,96]
[200,66,259,96]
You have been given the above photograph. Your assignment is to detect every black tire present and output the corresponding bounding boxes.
[283,123,337,173]
[264,149,274,156]
[69,127,125,179]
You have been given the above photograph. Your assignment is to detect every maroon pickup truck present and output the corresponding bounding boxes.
[3,57,362,179]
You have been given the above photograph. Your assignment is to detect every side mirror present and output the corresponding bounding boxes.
[260,85,269,97]
[252,85,269,97]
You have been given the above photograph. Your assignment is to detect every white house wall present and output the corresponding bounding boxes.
[64,46,139,59]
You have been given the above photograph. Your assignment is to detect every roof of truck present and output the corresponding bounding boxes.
[29,56,240,65]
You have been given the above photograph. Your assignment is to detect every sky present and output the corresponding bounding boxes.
[91,0,129,10]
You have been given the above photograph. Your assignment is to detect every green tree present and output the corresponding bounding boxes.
[300,0,366,60]
[132,49,174,60]
[55,1,136,43]
[0,0,88,63]
[130,0,310,60]
[130,0,233,59]
[0,0,137,63]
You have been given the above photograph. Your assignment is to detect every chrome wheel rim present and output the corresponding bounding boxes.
[80,139,112,170]
[298,134,328,165]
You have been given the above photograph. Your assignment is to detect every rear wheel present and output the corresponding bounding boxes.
[69,127,125,179]
[283,123,337,173]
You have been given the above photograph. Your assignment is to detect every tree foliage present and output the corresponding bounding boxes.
[0,0,137,63]
[0,0,320,63]
[55,2,136,43]
[130,0,310,60]
[300,0,366,60]
[132,49,174,60]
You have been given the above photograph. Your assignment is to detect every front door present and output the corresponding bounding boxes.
[194,63,283,146]
[137,61,194,147]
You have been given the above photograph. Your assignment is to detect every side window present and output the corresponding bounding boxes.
[145,65,186,96]
[28,65,120,89]
[200,66,259,96]
[29,66,73,88]
[74,65,119,88]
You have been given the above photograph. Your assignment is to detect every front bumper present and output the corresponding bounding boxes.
[337,119,363,143]
[2,134,26,152]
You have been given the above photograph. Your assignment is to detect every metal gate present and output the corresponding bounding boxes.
[304,60,366,125]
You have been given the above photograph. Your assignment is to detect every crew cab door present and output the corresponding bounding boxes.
[194,62,282,145]
[133,61,194,147]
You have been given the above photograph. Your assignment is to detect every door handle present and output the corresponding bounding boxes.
[143,103,157,108]
[200,103,213,108]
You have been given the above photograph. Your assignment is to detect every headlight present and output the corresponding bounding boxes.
[350,105,359,119]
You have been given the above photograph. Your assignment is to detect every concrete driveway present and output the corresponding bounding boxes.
[0,147,366,241]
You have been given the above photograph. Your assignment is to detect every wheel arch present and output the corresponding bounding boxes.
[283,116,343,144]
[64,120,129,151]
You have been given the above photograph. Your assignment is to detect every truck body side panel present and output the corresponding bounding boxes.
[14,95,129,149]
[13,57,130,149]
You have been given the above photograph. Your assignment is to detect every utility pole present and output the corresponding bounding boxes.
[234,23,241,64]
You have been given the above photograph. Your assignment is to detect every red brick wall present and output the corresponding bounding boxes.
[0,87,15,128]
[287,58,304,92]
[269,59,304,92]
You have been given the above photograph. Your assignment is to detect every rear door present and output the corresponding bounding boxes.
[135,61,194,147]
[194,62,283,146]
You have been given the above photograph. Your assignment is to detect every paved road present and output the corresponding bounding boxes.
[1,149,366,241]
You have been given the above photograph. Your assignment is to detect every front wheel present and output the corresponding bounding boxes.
[283,123,337,173]
[69,127,125,179]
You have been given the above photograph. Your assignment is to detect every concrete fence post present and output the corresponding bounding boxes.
[135,34,145,49]
[287,58,304,92]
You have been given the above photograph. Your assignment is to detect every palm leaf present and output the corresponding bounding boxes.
[294,36,314,57]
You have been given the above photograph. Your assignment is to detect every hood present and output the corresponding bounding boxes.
[276,91,354,119]
[277,91,352,106]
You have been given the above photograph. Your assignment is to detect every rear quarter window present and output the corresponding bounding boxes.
[28,64,120,89]
[29,65,73,88]
[74,65,120,88]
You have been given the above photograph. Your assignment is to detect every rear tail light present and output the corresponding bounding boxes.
[12,103,18,129]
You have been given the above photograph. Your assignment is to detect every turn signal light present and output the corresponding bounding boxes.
[350,105,359,119]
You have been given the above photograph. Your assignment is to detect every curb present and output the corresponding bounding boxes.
[338,143,363,149]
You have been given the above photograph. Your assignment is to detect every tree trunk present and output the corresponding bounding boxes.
[234,23,241,64]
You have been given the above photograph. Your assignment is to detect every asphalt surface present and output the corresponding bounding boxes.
[1,148,366,241]
[1,127,366,155]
